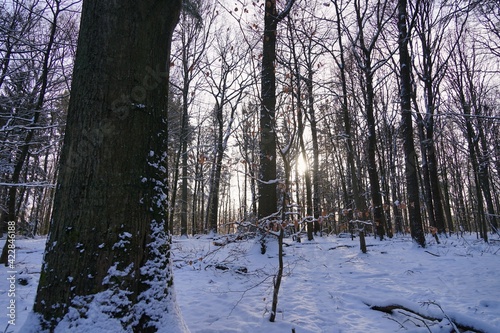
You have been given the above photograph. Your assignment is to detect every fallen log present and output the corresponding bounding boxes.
[366,301,497,333]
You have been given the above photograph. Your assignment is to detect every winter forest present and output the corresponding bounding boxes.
[1,0,500,332]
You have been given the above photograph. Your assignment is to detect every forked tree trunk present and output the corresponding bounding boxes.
[29,1,186,332]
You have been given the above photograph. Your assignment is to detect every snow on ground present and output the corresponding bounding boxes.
[1,233,499,332]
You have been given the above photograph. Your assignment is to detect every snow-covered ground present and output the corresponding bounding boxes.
[1,233,499,332]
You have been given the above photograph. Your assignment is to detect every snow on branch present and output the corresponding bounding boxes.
[256,178,282,185]
[365,299,498,333]
[349,219,373,226]
[0,182,55,188]
[275,0,296,24]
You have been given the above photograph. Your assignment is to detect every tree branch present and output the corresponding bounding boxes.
[275,0,296,24]
[366,301,496,333]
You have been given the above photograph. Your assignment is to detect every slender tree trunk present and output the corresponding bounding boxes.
[206,105,225,234]
[462,104,488,242]
[289,37,313,237]
[333,0,366,217]
[426,131,446,233]
[179,49,191,236]
[270,145,292,322]
[352,0,388,240]
[361,62,385,240]
[440,161,454,234]
[306,69,321,231]
[169,127,183,234]
[452,144,467,233]
[414,109,434,228]
[477,119,498,232]
[29,2,187,331]
[191,130,203,235]
[398,0,425,247]
[326,120,348,212]
[389,126,403,235]
[181,112,189,236]
[1,2,60,264]
[415,0,450,235]
[270,226,284,322]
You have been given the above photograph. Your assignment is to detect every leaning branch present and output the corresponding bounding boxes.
[0,182,55,188]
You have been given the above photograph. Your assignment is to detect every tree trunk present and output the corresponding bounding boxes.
[477,117,498,233]
[288,27,313,237]
[306,69,321,233]
[333,0,367,217]
[1,1,60,264]
[440,161,454,234]
[179,36,191,237]
[192,130,203,235]
[206,105,225,234]
[259,1,279,220]
[462,103,488,242]
[269,227,284,322]
[398,0,425,247]
[414,0,456,236]
[365,71,386,241]
[29,1,187,332]
[414,106,435,230]
[352,0,388,240]
[258,0,294,220]
[181,108,189,236]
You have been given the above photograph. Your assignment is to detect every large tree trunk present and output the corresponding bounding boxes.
[258,0,279,220]
[28,1,187,332]
[398,0,425,247]
[258,0,294,220]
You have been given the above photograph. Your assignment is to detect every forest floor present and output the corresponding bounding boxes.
[1,232,500,332]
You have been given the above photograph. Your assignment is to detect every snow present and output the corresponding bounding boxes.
[112,232,132,250]
[1,233,499,333]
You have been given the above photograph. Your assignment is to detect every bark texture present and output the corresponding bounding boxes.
[398,0,425,247]
[31,1,184,331]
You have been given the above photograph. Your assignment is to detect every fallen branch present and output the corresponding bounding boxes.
[328,245,354,250]
[366,301,496,333]
[424,250,440,257]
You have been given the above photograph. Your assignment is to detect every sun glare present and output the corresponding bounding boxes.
[296,155,308,175]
